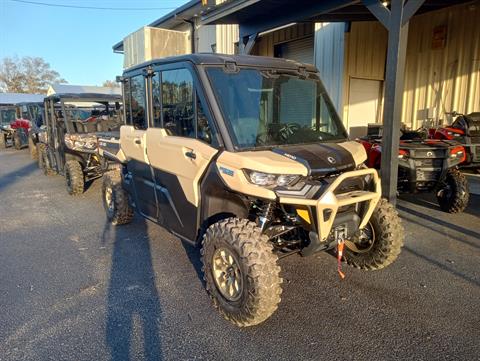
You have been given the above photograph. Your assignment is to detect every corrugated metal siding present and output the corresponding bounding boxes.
[403,2,480,128]
[279,36,314,64]
[216,24,239,54]
[342,22,388,122]
[314,22,345,113]
[197,25,217,53]
[252,23,314,57]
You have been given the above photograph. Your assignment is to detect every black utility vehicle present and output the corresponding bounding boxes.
[102,54,404,327]
[359,125,469,213]
[38,93,123,195]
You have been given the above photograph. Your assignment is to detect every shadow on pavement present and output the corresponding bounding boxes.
[180,240,205,287]
[0,161,38,192]
[104,217,163,361]
[397,204,480,243]
[404,246,480,288]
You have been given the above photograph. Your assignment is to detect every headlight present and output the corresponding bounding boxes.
[398,149,409,160]
[244,170,301,188]
[449,146,465,161]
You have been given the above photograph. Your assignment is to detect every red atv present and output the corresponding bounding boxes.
[429,112,480,170]
[358,125,469,213]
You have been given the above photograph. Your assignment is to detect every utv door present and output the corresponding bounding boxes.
[121,75,158,219]
[145,67,219,241]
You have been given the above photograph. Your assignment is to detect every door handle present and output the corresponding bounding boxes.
[185,150,196,159]
[134,138,141,145]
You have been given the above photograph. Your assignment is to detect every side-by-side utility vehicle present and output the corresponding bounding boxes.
[101,54,404,327]
[38,93,123,195]
[359,125,469,213]
[0,103,42,150]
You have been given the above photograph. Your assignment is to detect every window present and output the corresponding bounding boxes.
[152,73,161,127]
[123,78,132,125]
[207,67,346,149]
[162,68,194,137]
[197,96,216,145]
[130,75,147,130]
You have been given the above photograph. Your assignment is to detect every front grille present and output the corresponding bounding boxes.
[334,176,365,195]
[416,169,441,181]
[471,136,480,144]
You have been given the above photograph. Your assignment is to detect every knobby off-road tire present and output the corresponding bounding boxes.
[436,168,469,213]
[29,137,38,160]
[65,160,85,195]
[39,145,55,176]
[13,132,22,150]
[102,171,133,225]
[201,218,282,327]
[0,134,7,149]
[344,198,404,270]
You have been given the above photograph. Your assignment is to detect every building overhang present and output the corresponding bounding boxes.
[201,0,473,38]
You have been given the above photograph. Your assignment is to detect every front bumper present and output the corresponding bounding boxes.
[278,168,381,242]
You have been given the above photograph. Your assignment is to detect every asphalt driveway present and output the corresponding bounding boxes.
[0,148,479,361]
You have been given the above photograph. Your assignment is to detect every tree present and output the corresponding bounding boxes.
[0,56,67,94]
[102,80,120,88]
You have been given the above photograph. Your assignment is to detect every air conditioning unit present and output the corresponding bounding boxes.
[123,26,191,69]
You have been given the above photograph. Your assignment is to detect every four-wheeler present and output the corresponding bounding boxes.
[101,54,404,327]
[0,105,17,148]
[38,93,123,195]
[429,112,480,170]
[358,125,469,213]
[0,102,45,151]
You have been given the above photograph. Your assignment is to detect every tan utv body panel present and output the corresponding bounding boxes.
[97,135,127,163]
[216,150,309,200]
[338,141,367,166]
[120,125,149,163]
[145,128,218,206]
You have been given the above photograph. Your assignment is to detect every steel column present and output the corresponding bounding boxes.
[363,0,424,204]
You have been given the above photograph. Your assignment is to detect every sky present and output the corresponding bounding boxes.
[0,0,188,86]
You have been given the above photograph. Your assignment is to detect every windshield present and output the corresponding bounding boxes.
[207,67,347,149]
[61,101,123,134]
[0,108,16,126]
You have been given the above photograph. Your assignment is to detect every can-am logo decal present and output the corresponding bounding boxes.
[427,151,433,157]
[327,156,337,164]
[219,166,234,177]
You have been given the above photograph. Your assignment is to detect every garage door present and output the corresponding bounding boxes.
[277,37,314,64]
[347,78,383,138]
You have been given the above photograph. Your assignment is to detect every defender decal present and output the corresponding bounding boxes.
[219,166,234,177]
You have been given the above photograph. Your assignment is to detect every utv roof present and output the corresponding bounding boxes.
[124,53,318,74]
[45,93,122,102]
[0,93,45,105]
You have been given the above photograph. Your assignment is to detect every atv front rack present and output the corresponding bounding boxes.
[278,168,381,241]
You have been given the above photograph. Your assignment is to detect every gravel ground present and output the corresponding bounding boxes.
[0,148,479,361]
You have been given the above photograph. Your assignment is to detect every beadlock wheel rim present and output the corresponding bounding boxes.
[212,247,243,301]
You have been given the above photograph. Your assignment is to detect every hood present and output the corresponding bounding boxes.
[272,141,364,176]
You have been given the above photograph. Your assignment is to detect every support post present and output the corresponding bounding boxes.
[239,33,257,54]
[363,0,424,204]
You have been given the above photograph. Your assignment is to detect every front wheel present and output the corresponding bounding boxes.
[436,168,469,213]
[29,137,38,160]
[102,170,134,225]
[201,218,282,327]
[13,132,21,150]
[0,134,6,149]
[343,198,404,270]
[65,160,85,195]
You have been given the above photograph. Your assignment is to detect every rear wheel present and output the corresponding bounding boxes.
[343,198,404,270]
[13,132,21,150]
[0,134,6,149]
[65,160,85,195]
[201,218,282,327]
[102,170,134,225]
[40,146,55,176]
[436,168,469,213]
[29,137,38,160]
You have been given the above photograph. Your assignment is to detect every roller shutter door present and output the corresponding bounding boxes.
[279,37,314,64]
